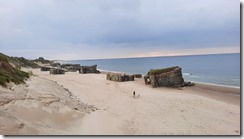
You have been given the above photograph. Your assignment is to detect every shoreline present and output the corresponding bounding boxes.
[186,80,240,89]
[194,82,240,95]
[99,69,240,91]
[98,69,240,89]
[182,83,240,107]
[86,70,241,105]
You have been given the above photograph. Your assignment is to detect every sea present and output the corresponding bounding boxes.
[62,53,240,88]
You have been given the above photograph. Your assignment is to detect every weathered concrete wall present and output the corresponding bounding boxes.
[107,73,134,82]
[61,64,80,72]
[40,67,51,71]
[51,63,61,68]
[145,66,185,88]
[144,75,150,85]
[79,65,100,74]
[133,74,142,78]
[50,69,65,75]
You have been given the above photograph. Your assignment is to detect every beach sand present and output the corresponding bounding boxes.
[0,68,240,135]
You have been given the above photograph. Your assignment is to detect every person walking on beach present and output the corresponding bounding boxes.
[133,91,135,99]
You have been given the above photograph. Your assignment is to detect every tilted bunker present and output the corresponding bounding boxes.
[144,66,185,88]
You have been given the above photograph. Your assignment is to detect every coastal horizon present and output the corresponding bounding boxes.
[56,52,240,61]
[61,53,240,88]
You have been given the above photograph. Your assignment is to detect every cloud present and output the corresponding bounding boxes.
[0,0,240,60]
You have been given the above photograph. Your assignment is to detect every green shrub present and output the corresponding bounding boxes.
[0,76,7,87]
[0,53,32,87]
[0,54,8,62]
[0,68,30,87]
[12,57,40,68]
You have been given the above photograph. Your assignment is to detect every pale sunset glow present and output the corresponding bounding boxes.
[131,47,240,58]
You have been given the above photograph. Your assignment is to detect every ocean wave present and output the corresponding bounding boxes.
[183,73,192,76]
[185,80,240,89]
[98,69,127,74]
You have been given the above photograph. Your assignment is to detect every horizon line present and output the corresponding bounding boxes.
[57,52,240,61]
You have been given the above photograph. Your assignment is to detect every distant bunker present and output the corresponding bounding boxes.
[79,65,100,74]
[107,73,134,82]
[144,66,185,88]
[40,67,51,71]
[61,64,80,72]
[50,68,66,75]
[133,74,142,78]
[51,63,61,68]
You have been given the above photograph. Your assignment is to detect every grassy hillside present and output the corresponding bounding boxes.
[0,53,8,62]
[0,54,30,87]
[0,53,40,69]
[0,68,29,87]
[10,57,40,68]
[33,57,51,64]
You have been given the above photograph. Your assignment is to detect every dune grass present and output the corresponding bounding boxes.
[0,54,30,87]
[0,53,9,62]
[0,69,30,87]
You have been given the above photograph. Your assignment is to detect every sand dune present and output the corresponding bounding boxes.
[0,68,240,135]
[0,75,95,135]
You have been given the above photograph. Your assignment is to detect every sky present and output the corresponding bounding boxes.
[0,0,240,60]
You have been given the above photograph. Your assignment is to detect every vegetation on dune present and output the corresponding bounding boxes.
[33,57,51,64]
[11,57,40,68]
[147,66,179,76]
[0,53,53,69]
[0,53,41,68]
[0,53,9,62]
[0,53,30,87]
[0,53,54,87]
[0,69,29,87]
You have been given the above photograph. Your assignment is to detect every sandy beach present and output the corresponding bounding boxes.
[0,68,240,135]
